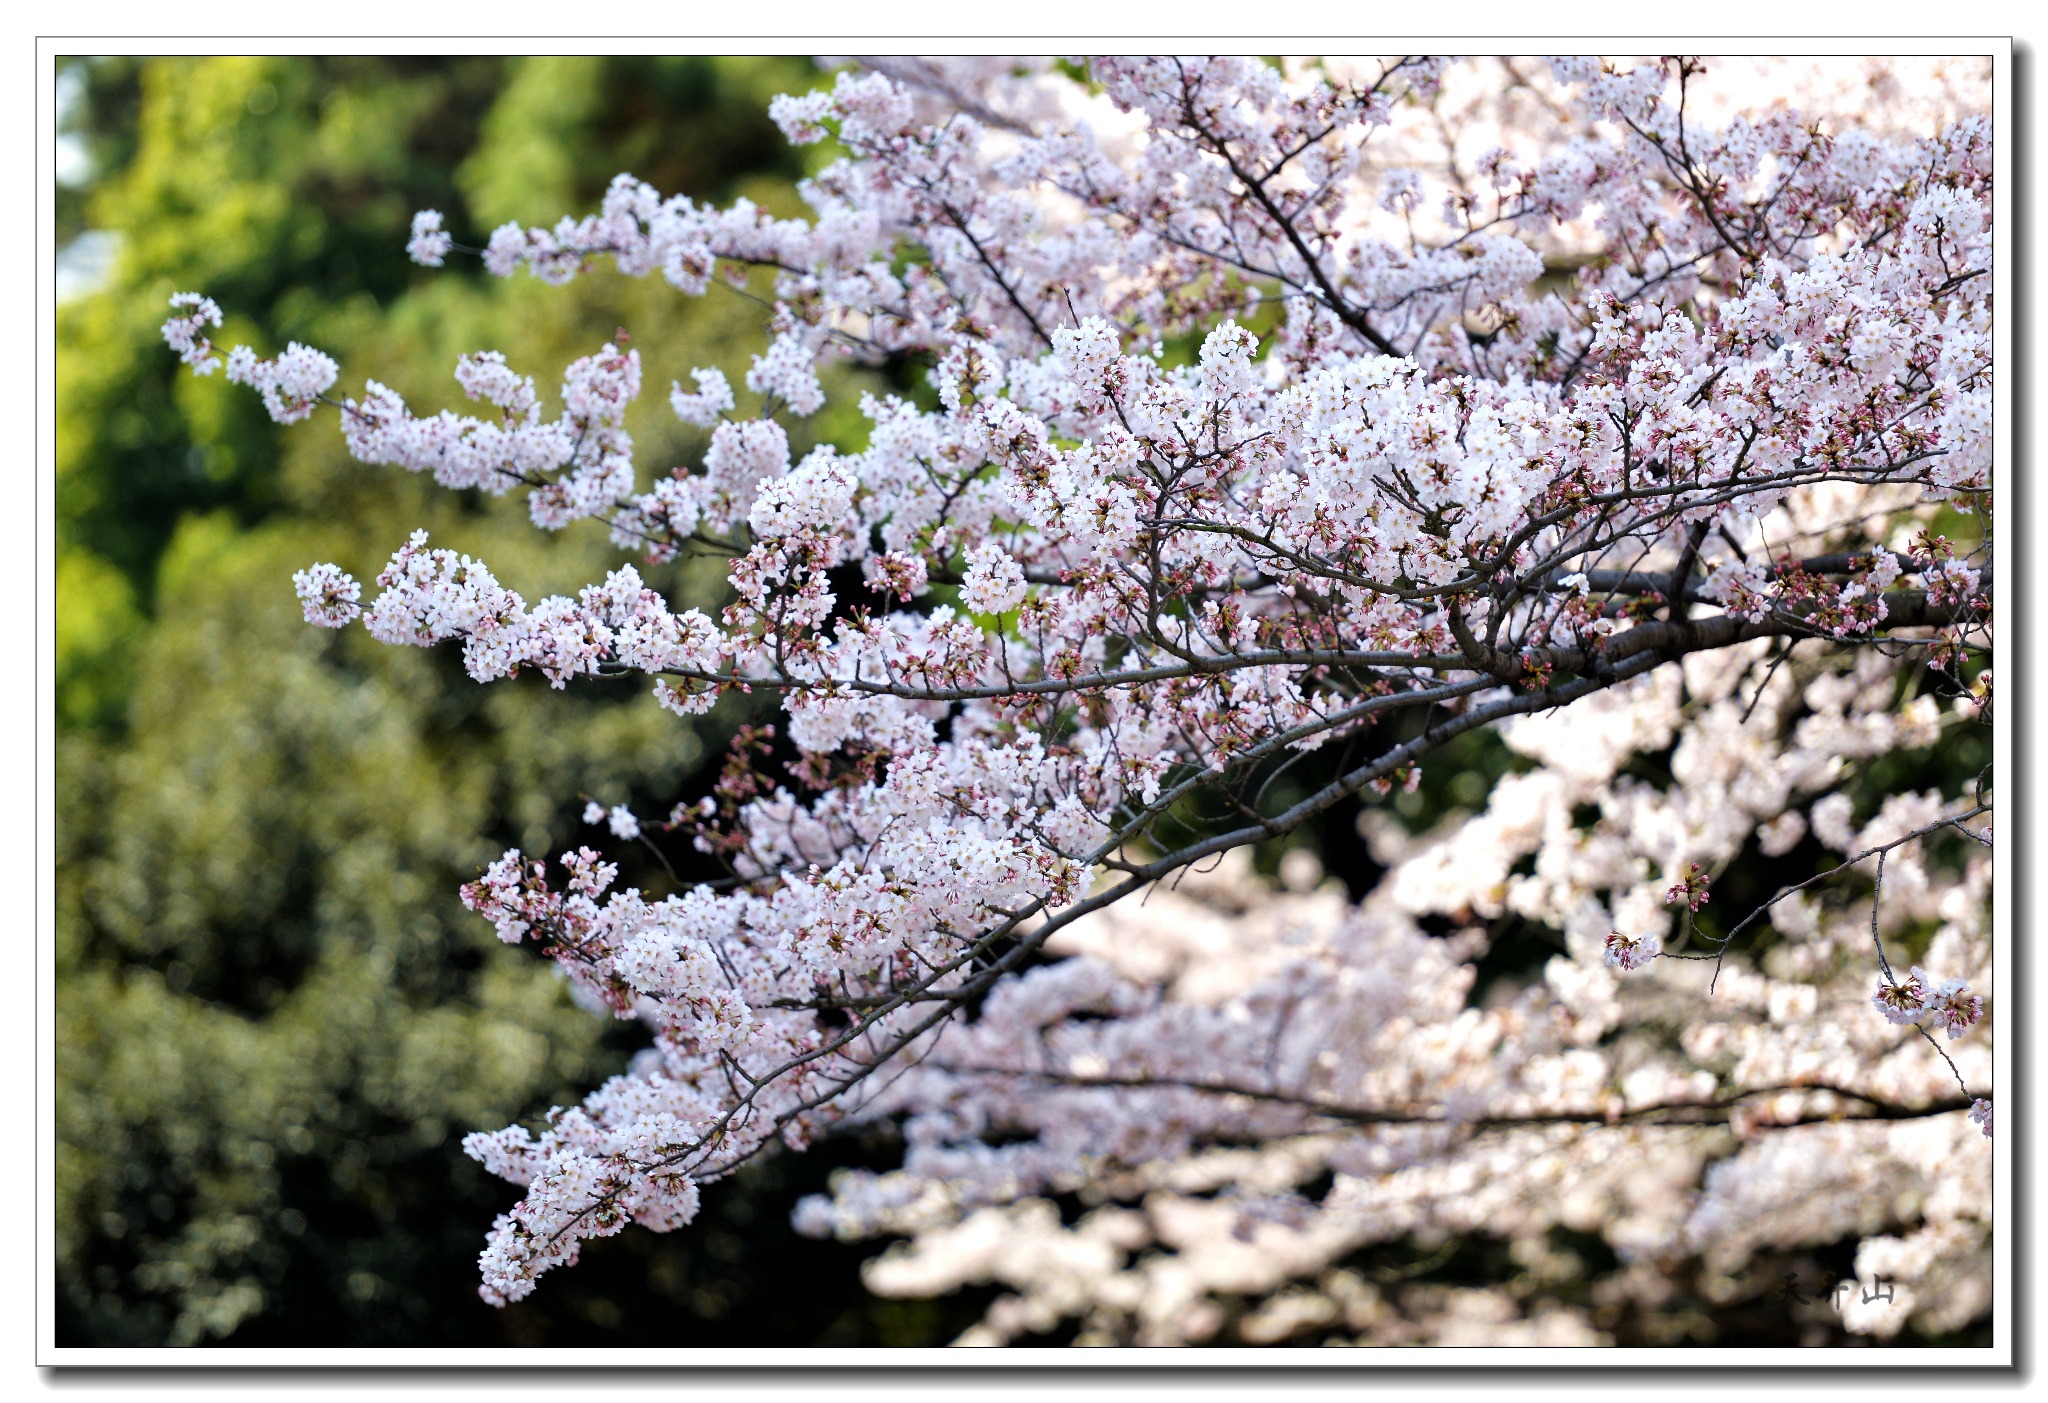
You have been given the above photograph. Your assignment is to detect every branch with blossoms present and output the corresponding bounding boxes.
[162,55,1992,1306]
[1613,802,1992,1131]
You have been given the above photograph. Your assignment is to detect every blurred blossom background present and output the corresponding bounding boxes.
[53,55,1992,1349]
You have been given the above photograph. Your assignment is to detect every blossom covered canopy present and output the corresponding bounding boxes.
[166,54,1992,1333]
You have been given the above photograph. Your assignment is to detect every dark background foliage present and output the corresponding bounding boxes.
[52,53,984,1348]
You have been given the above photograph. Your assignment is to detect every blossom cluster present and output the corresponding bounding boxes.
[407,208,453,267]
[223,341,339,425]
[798,636,1992,1344]
[159,292,222,373]
[1872,967,1984,1039]
[335,343,643,531]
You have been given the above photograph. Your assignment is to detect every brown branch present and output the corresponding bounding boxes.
[919,1065,1976,1130]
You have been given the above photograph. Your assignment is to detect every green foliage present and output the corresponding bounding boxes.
[54,54,824,732]
[54,54,929,1347]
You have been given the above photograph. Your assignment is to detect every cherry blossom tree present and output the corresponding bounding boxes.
[161,54,1994,1337]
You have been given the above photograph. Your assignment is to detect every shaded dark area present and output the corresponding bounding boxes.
[59,1120,993,1348]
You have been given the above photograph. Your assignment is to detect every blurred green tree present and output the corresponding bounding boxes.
[55,54,979,1347]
